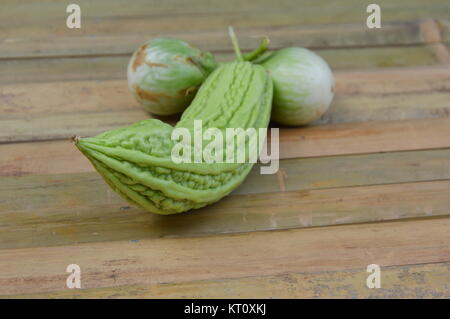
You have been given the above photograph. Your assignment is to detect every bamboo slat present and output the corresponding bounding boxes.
[2,118,450,176]
[0,22,425,59]
[1,0,449,299]
[1,0,449,40]
[438,19,450,42]
[9,262,449,299]
[2,85,450,143]
[1,174,449,248]
[3,66,450,116]
[0,46,440,87]
[0,217,449,295]
[278,118,450,159]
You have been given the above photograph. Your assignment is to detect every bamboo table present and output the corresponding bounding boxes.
[0,0,449,298]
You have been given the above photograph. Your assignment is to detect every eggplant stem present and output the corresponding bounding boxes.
[244,36,270,62]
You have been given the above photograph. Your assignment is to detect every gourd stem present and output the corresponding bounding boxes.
[228,26,243,61]
[70,135,80,144]
[244,37,270,62]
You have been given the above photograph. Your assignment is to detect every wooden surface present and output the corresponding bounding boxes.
[0,0,449,298]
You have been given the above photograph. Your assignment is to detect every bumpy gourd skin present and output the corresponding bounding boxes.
[76,62,273,215]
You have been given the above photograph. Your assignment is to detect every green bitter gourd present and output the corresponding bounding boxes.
[75,28,273,215]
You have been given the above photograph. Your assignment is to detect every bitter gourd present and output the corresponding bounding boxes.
[75,30,273,215]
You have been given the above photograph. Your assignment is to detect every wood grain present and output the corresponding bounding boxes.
[0,109,148,143]
[440,19,450,45]
[1,0,449,299]
[1,0,449,40]
[334,65,450,95]
[317,91,450,125]
[278,118,450,159]
[0,217,449,296]
[2,118,450,176]
[428,43,450,63]
[2,66,449,116]
[3,0,446,21]
[1,174,450,249]
[8,262,449,298]
[0,22,425,59]
[2,87,450,143]
[0,46,440,86]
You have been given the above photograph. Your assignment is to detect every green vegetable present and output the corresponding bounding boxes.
[257,47,334,126]
[127,37,218,115]
[76,29,273,215]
